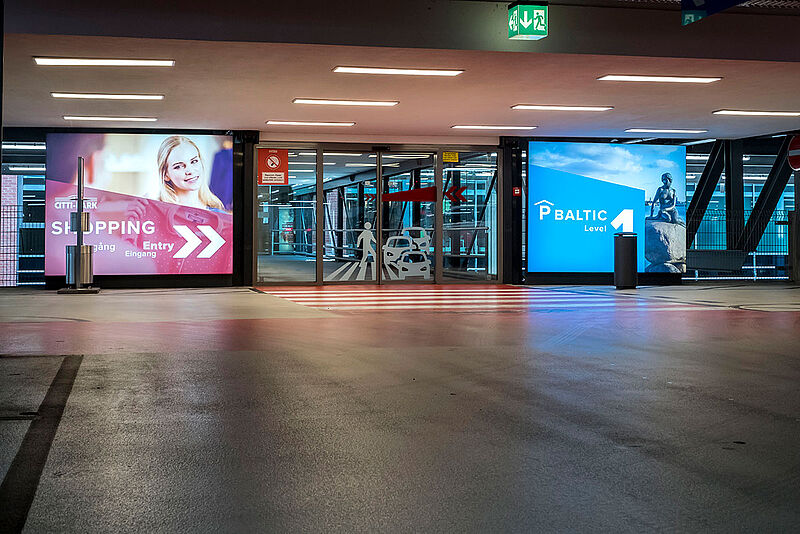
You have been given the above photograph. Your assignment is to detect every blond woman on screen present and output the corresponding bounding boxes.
[158,136,226,212]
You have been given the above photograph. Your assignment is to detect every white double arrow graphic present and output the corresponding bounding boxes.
[173,225,226,259]
[520,10,533,28]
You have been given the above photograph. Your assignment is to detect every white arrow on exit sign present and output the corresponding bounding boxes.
[520,10,532,28]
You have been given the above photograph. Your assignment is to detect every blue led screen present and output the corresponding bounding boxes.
[527,142,687,273]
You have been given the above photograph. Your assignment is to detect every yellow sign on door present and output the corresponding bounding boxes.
[442,151,459,163]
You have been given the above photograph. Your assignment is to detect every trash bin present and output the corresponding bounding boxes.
[65,245,93,286]
[613,232,637,289]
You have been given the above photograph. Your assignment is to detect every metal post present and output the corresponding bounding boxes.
[315,148,324,285]
[76,157,84,288]
[434,150,444,284]
[59,156,99,293]
[376,152,383,284]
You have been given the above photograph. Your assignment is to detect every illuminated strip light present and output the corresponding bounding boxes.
[682,138,717,146]
[266,120,355,126]
[713,109,800,117]
[345,163,399,167]
[299,152,363,157]
[625,128,708,134]
[9,166,46,172]
[2,143,46,150]
[598,75,721,83]
[511,104,613,112]
[35,57,175,67]
[444,166,497,171]
[333,66,463,76]
[52,92,164,100]
[452,125,536,130]
[289,162,335,165]
[63,116,157,122]
[293,98,398,106]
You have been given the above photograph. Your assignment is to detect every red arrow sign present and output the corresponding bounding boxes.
[382,186,437,202]
[365,193,377,201]
[444,186,467,202]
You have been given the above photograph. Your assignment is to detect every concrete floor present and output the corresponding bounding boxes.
[1,284,800,532]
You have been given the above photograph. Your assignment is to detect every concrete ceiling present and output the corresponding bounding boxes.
[4,33,800,143]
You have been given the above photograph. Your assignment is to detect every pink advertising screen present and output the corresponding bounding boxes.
[45,133,234,275]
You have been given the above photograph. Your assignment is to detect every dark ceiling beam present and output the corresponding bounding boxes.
[5,0,800,62]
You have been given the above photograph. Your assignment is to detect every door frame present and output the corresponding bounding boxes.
[252,142,502,285]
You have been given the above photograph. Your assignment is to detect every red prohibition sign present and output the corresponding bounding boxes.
[266,154,281,169]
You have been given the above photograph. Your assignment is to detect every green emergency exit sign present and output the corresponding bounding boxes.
[508,3,548,40]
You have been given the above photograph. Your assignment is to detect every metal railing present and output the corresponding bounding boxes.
[1,204,46,287]
[686,209,789,280]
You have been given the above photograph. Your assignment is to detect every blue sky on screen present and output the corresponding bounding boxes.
[531,142,686,199]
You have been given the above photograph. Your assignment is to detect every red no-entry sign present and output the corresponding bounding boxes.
[788,135,800,171]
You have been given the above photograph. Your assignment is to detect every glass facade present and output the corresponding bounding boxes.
[256,151,317,283]
[686,149,795,280]
[442,152,498,281]
[258,146,499,285]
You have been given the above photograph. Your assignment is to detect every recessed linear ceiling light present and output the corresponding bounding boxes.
[52,92,165,100]
[625,128,708,134]
[687,154,751,161]
[293,98,398,107]
[9,166,46,172]
[682,138,717,146]
[333,66,463,76]
[511,104,614,112]
[452,125,536,130]
[266,120,355,127]
[345,163,399,167]
[713,109,800,117]
[289,161,336,166]
[35,57,175,67]
[598,75,721,83]
[63,116,157,122]
[2,143,46,150]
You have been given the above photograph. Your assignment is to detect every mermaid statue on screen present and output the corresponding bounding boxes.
[648,172,684,226]
[158,135,227,213]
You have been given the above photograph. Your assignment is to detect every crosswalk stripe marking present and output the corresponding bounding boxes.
[261,287,715,312]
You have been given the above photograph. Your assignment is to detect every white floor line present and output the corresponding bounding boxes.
[320,304,718,311]
[283,297,634,305]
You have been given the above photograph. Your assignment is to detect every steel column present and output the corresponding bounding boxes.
[724,140,745,249]
[500,138,523,284]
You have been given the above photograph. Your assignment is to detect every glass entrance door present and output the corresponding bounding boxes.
[379,153,436,283]
[323,151,378,282]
